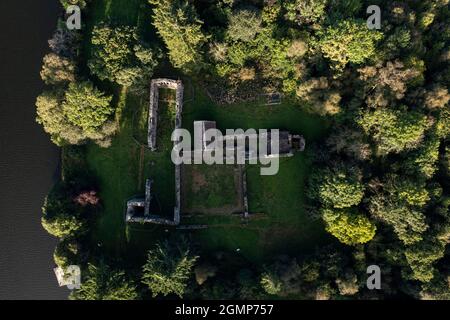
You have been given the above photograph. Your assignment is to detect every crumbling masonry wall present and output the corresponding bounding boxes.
[148,79,184,150]
[127,79,183,226]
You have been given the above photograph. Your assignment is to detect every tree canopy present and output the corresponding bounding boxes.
[358,107,429,155]
[149,0,207,72]
[315,19,383,71]
[36,81,116,147]
[308,165,365,209]
[322,208,376,245]
[70,263,139,300]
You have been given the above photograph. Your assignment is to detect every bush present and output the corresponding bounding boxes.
[41,181,88,238]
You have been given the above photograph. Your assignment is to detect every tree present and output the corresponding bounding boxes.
[308,165,365,209]
[358,61,419,107]
[36,83,117,147]
[420,273,450,299]
[89,24,159,87]
[142,239,198,298]
[54,238,79,267]
[296,77,341,115]
[315,19,383,72]
[259,257,302,297]
[370,196,428,245]
[40,53,76,85]
[404,134,440,179]
[335,272,359,296]
[286,39,308,59]
[382,27,412,59]
[262,0,282,24]
[149,0,207,72]
[42,212,84,238]
[358,107,429,155]
[70,263,139,300]
[404,240,445,283]
[436,108,450,138]
[73,191,100,207]
[384,176,430,207]
[41,186,86,238]
[41,182,87,238]
[284,0,328,26]
[368,175,430,245]
[444,146,450,178]
[36,90,80,146]
[194,263,217,285]
[326,126,371,160]
[424,85,450,109]
[327,0,362,20]
[322,208,376,245]
[48,25,81,58]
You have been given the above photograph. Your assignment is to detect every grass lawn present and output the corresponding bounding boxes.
[86,0,147,29]
[182,164,244,215]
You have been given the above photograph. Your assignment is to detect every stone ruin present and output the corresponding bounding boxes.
[148,78,183,150]
[126,79,306,226]
[126,179,179,225]
[126,79,183,226]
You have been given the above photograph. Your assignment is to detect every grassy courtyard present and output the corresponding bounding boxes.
[182,164,245,215]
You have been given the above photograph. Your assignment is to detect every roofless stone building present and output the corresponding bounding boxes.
[126,79,306,226]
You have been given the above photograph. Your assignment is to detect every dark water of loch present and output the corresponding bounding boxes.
[0,0,68,299]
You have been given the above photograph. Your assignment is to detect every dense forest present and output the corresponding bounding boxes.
[36,0,450,300]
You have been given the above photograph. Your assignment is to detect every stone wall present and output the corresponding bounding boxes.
[126,215,178,226]
[144,179,152,217]
[241,165,249,218]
